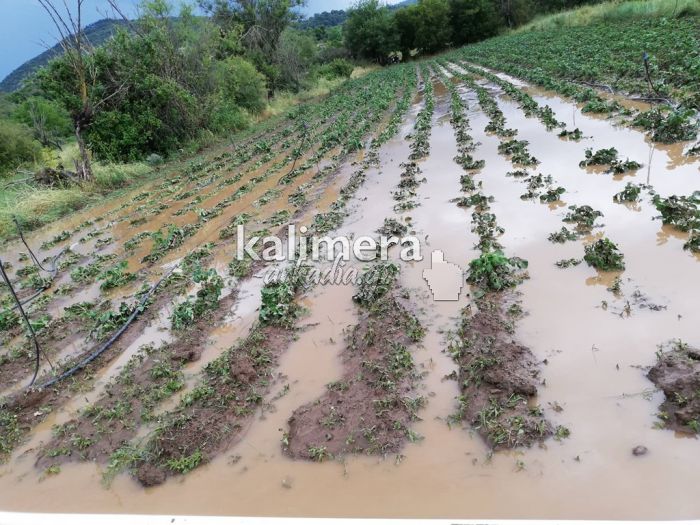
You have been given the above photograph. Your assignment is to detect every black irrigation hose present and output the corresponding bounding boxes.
[7,217,69,311]
[13,216,49,272]
[0,257,52,387]
[32,267,175,391]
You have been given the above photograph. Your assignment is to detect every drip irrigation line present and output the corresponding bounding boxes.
[32,267,176,391]
[0,257,54,387]
[13,216,49,272]
[7,217,69,311]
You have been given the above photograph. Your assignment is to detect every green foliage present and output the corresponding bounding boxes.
[166,449,203,474]
[353,263,400,306]
[579,147,618,167]
[171,267,224,330]
[314,59,354,80]
[456,14,700,121]
[653,193,700,232]
[216,56,267,114]
[401,0,453,55]
[563,204,603,231]
[632,108,698,143]
[466,251,528,291]
[344,0,399,64]
[0,120,40,175]
[583,238,625,271]
[12,96,72,146]
[259,279,297,327]
[98,261,137,291]
[614,183,642,203]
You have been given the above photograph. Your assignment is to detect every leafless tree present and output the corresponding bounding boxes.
[37,0,97,180]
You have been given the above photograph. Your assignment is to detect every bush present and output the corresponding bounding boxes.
[0,120,40,175]
[12,96,72,146]
[217,57,267,114]
[315,59,354,80]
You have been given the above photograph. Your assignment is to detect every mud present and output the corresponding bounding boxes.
[450,293,554,449]
[647,341,700,434]
[0,275,189,461]
[284,275,424,461]
[34,288,240,470]
[133,322,296,486]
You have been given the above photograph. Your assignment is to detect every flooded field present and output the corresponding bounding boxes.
[1,61,699,519]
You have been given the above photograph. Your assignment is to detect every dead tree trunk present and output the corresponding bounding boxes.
[74,120,93,181]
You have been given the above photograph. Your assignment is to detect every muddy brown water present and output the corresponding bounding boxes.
[1,68,700,519]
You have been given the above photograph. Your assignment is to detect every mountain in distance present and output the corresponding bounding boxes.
[2,1,418,92]
[0,18,129,93]
[297,0,417,29]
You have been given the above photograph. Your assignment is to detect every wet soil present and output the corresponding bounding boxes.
[284,285,424,460]
[134,322,296,486]
[451,293,554,449]
[647,342,700,434]
[34,289,240,470]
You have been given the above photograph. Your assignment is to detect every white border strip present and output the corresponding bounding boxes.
[0,516,699,525]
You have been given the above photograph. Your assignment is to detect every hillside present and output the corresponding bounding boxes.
[0,18,128,93]
[297,0,417,29]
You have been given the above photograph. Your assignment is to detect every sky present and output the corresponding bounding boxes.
[0,0,403,82]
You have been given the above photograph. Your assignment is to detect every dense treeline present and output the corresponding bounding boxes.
[344,0,607,62]
[0,0,611,177]
[0,0,351,176]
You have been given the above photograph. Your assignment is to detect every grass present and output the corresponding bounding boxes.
[0,161,153,241]
[516,0,700,33]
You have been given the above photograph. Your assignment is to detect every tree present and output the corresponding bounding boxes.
[200,0,305,56]
[344,0,399,64]
[12,96,72,148]
[36,0,125,180]
[449,0,500,46]
[275,28,318,91]
[413,0,452,54]
[394,5,420,57]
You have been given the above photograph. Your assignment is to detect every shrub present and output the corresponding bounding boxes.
[0,120,40,175]
[217,57,267,114]
[315,59,354,80]
[12,96,72,145]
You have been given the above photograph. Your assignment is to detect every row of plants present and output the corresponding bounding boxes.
[437,64,563,452]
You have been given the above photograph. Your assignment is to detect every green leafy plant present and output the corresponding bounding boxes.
[466,251,528,291]
[584,238,625,271]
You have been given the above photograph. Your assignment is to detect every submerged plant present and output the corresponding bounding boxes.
[614,183,642,203]
[171,267,224,330]
[98,261,137,291]
[563,204,603,231]
[353,263,400,306]
[653,193,700,232]
[632,108,698,143]
[684,231,700,253]
[466,251,528,292]
[583,238,625,271]
[579,147,618,167]
[377,218,408,236]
